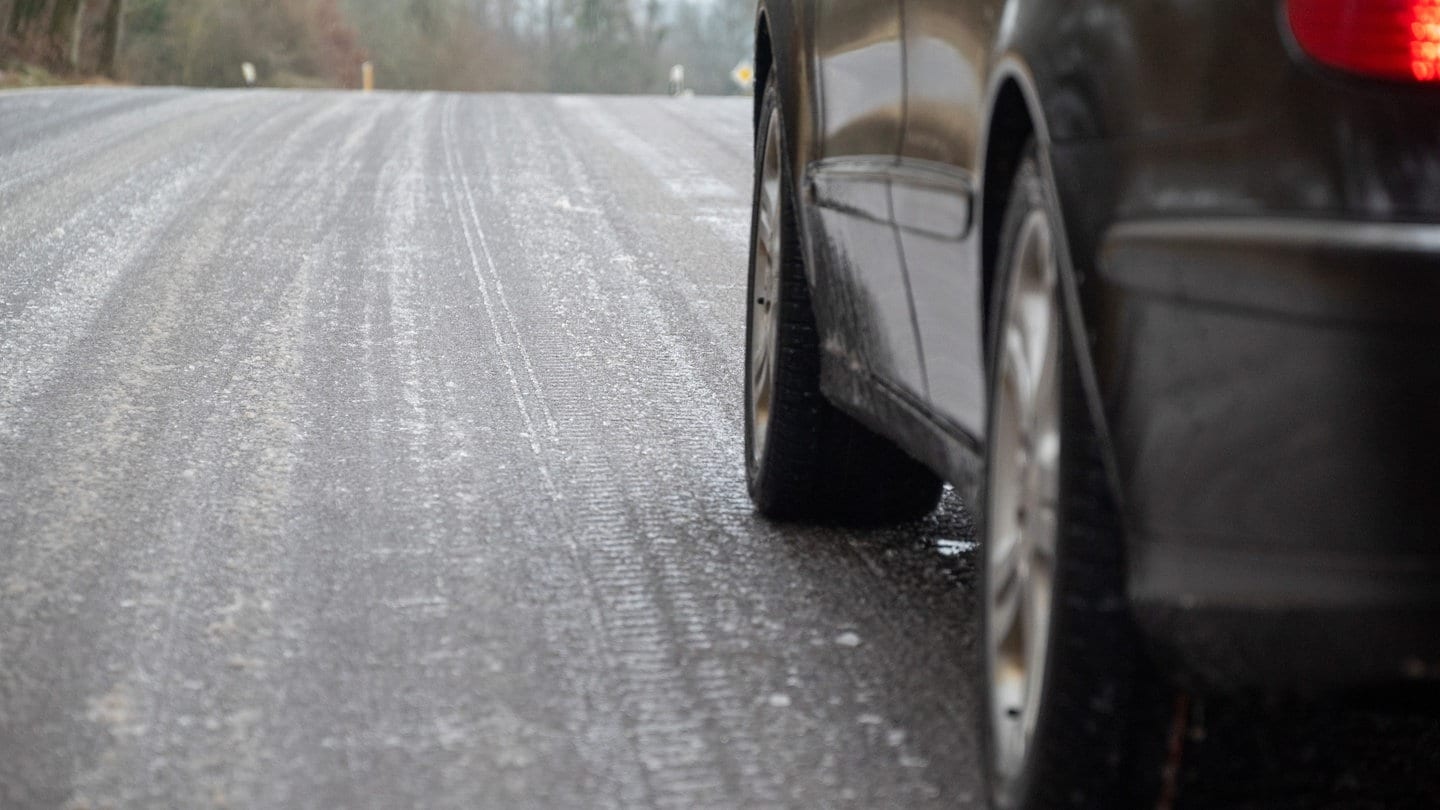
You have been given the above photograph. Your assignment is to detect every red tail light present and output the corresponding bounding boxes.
[1288,0,1440,82]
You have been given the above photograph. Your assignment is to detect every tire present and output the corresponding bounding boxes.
[979,143,1175,810]
[744,76,943,526]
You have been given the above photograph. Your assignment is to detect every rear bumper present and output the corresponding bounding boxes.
[1096,216,1440,688]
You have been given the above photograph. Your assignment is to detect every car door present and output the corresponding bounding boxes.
[806,0,927,400]
[894,0,1001,439]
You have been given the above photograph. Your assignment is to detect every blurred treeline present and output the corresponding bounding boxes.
[0,0,753,93]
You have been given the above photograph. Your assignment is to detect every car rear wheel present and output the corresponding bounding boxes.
[980,143,1175,810]
[744,75,942,525]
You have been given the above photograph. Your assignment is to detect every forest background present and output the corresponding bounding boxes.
[0,0,753,94]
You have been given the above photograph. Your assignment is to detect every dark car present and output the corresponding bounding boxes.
[742,1,1440,807]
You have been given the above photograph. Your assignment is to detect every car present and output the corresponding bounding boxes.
[742,1,1440,807]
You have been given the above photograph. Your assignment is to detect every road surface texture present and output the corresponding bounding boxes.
[0,87,980,809]
[0,89,1435,810]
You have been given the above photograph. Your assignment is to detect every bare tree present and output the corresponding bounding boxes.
[8,0,46,38]
[3,0,731,93]
[48,0,87,69]
[98,0,122,77]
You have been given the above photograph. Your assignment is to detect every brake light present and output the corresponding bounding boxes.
[1288,0,1440,82]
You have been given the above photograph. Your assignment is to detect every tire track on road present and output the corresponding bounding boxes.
[484,95,787,809]
[0,93,325,422]
[530,94,975,808]
[0,90,256,198]
[0,92,402,810]
[439,95,560,484]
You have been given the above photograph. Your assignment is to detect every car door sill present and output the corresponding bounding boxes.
[818,351,984,504]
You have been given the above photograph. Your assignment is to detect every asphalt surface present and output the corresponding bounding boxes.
[0,88,980,809]
[2,88,1437,810]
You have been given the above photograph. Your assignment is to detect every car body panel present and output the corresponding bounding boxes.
[1099,216,1440,686]
[901,0,993,166]
[893,162,985,436]
[895,0,998,438]
[814,0,905,158]
[804,2,929,400]
[807,161,928,398]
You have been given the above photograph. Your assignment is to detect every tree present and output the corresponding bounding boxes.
[98,0,123,77]
[3,0,740,93]
[48,0,86,69]
[7,0,46,38]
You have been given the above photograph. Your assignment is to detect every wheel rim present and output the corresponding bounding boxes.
[987,207,1062,784]
[748,111,783,473]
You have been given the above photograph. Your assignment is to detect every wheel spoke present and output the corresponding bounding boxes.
[989,530,1024,641]
[1024,303,1050,402]
[1031,314,1060,424]
[1030,499,1058,569]
[1021,552,1052,736]
[1002,324,1033,416]
[757,212,773,261]
[1032,430,1060,526]
[752,339,772,387]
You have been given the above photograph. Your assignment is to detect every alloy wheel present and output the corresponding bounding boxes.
[987,207,1063,784]
[747,111,783,473]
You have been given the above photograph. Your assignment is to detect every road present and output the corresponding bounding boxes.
[0,88,980,809]
[3,88,1437,810]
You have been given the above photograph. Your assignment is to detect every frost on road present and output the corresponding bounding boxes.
[0,89,978,809]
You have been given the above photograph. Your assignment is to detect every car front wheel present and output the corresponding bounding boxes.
[744,72,942,525]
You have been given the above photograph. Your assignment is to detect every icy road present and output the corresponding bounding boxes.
[5,88,1436,810]
[0,88,980,808]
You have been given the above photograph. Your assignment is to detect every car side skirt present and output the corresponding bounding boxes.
[818,351,985,509]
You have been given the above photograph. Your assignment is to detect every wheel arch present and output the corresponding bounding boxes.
[754,7,773,131]
[980,57,1126,510]
[980,75,1038,357]
[751,0,813,198]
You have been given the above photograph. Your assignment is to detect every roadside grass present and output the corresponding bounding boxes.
[0,60,338,91]
[0,60,122,90]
